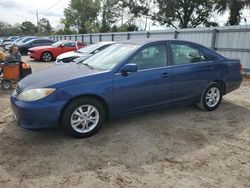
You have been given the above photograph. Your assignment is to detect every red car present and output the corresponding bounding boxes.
[28,40,86,62]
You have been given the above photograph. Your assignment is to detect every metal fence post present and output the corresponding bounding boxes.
[69,35,71,40]
[147,32,150,38]
[90,34,92,44]
[99,34,102,42]
[174,30,178,39]
[81,35,84,43]
[64,36,66,40]
[127,33,130,40]
[111,34,114,41]
[75,35,77,41]
[211,29,217,50]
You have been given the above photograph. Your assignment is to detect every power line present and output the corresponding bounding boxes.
[40,0,65,14]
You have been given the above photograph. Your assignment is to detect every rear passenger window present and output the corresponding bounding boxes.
[171,43,209,65]
[64,42,76,47]
[129,44,167,70]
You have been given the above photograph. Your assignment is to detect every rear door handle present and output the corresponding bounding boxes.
[161,72,168,78]
[205,66,214,71]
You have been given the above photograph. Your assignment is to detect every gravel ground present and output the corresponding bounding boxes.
[0,56,249,188]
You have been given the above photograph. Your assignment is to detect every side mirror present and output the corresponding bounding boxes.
[60,44,65,48]
[120,63,138,76]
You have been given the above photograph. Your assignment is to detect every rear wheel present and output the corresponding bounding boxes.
[41,52,53,62]
[197,82,222,111]
[20,48,28,55]
[1,81,12,90]
[61,97,105,138]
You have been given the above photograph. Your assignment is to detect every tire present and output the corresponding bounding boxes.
[20,48,28,56]
[41,52,53,62]
[1,81,12,90]
[61,97,105,138]
[197,82,222,111]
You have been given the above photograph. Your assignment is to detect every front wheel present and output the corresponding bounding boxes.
[197,82,222,111]
[61,97,105,138]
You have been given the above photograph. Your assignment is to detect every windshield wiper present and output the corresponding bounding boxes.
[83,63,94,70]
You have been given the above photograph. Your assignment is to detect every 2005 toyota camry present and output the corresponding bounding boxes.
[11,39,243,138]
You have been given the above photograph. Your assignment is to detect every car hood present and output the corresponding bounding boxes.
[29,46,53,51]
[18,64,103,90]
[57,51,80,59]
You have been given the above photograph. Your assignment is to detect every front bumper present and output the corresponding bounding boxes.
[10,95,64,129]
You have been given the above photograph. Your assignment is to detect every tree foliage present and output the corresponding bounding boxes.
[100,0,122,32]
[126,0,213,29]
[21,21,37,35]
[0,22,22,36]
[63,0,100,33]
[214,0,250,25]
[2,0,250,37]
[38,18,52,35]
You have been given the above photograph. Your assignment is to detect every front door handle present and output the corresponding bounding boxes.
[161,72,168,78]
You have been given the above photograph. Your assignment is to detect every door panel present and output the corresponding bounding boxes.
[113,68,172,114]
[170,42,217,102]
[112,43,172,115]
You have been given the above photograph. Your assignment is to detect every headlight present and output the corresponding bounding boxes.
[17,88,56,101]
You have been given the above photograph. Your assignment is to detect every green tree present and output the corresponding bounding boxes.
[20,21,37,35]
[38,18,52,34]
[100,0,122,32]
[214,0,250,25]
[63,0,100,33]
[153,0,214,28]
[0,22,22,36]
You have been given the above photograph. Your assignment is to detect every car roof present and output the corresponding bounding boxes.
[28,38,54,42]
[117,39,201,46]
[57,40,78,43]
[97,41,116,45]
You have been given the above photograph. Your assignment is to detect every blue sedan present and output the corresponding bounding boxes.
[10,39,243,138]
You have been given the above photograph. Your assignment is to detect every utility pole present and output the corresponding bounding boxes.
[36,10,39,26]
[36,10,39,33]
[144,16,148,31]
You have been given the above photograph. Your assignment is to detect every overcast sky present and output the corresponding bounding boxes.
[0,0,250,30]
[0,0,70,27]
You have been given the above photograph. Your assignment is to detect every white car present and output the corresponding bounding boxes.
[55,41,115,65]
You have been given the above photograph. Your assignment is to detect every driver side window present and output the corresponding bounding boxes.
[129,44,167,70]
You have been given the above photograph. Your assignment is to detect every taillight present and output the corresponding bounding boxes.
[240,63,243,71]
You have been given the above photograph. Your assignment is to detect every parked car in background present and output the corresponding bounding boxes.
[4,36,38,52]
[28,40,86,62]
[55,41,115,64]
[2,36,20,47]
[3,36,25,51]
[11,39,242,138]
[16,36,38,46]
[18,38,55,55]
[0,37,6,46]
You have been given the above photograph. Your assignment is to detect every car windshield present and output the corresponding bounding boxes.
[77,43,106,54]
[22,38,36,43]
[52,41,63,47]
[82,43,139,70]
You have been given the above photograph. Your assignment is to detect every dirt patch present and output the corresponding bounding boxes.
[0,56,249,187]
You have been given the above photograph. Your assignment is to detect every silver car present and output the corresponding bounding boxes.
[55,41,115,65]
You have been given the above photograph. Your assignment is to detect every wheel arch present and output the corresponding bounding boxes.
[40,51,54,61]
[60,94,110,123]
[213,80,226,95]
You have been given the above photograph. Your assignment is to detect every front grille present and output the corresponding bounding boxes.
[16,85,23,95]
